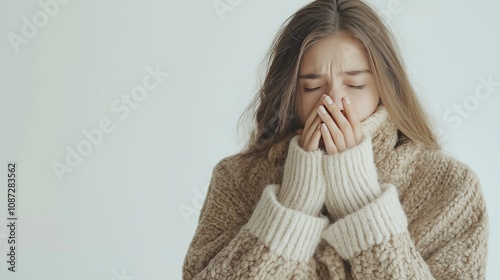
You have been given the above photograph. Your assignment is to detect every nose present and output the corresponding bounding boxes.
[325,89,345,111]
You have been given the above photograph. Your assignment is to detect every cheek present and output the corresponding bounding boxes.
[297,96,318,126]
[349,92,379,121]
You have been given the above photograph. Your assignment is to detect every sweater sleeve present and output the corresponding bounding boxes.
[320,153,489,279]
[182,158,329,280]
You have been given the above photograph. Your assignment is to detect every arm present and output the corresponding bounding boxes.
[320,135,489,279]
[182,135,330,279]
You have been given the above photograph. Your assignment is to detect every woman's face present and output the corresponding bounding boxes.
[295,32,380,127]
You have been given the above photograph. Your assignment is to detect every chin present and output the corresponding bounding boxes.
[357,107,378,122]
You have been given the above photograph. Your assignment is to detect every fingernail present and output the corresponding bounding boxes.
[344,96,351,105]
[318,105,327,114]
[324,95,333,105]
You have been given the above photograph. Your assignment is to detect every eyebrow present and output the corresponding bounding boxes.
[298,69,371,79]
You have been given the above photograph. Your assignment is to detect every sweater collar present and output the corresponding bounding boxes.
[267,105,402,164]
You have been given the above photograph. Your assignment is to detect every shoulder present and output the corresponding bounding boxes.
[199,151,284,225]
[404,148,486,220]
[415,148,482,193]
[211,152,264,181]
[209,150,280,194]
[403,148,488,266]
[207,154,245,193]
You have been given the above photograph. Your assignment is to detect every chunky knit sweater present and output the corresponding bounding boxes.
[182,105,489,279]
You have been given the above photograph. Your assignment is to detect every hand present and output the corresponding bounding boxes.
[318,96,382,219]
[276,134,326,216]
[296,94,363,154]
[295,97,328,152]
[316,94,363,155]
[276,96,329,216]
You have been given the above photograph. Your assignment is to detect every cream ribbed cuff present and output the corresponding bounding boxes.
[243,184,329,261]
[320,183,408,259]
[277,135,325,216]
[322,133,382,219]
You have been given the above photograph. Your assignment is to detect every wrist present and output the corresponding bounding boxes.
[322,133,382,218]
[277,135,326,216]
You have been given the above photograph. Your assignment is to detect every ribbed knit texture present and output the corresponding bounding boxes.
[321,183,409,259]
[245,184,328,261]
[276,135,325,216]
[182,105,489,279]
[322,130,383,220]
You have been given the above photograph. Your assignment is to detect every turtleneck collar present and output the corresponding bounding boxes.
[267,105,405,164]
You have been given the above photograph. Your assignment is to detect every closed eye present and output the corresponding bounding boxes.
[304,87,321,93]
[304,85,366,92]
[349,85,365,90]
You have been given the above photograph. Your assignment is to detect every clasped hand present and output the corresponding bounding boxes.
[296,94,379,220]
[297,94,363,155]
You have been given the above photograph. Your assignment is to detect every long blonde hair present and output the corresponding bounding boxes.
[237,0,441,160]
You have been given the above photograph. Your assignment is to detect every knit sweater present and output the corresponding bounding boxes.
[182,105,489,279]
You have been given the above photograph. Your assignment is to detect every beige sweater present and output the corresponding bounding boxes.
[182,105,489,279]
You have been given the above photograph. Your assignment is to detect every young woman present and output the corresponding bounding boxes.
[183,0,489,279]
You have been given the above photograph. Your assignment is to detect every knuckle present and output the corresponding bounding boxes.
[340,120,351,131]
[332,132,343,142]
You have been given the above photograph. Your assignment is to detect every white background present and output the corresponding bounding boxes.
[0,0,498,279]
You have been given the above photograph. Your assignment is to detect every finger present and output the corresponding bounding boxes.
[300,106,317,147]
[300,97,328,146]
[343,96,363,144]
[301,115,321,148]
[320,123,338,155]
[317,104,347,152]
[296,129,303,135]
[323,96,355,149]
[304,123,322,152]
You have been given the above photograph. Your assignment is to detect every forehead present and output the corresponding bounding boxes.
[299,33,369,73]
